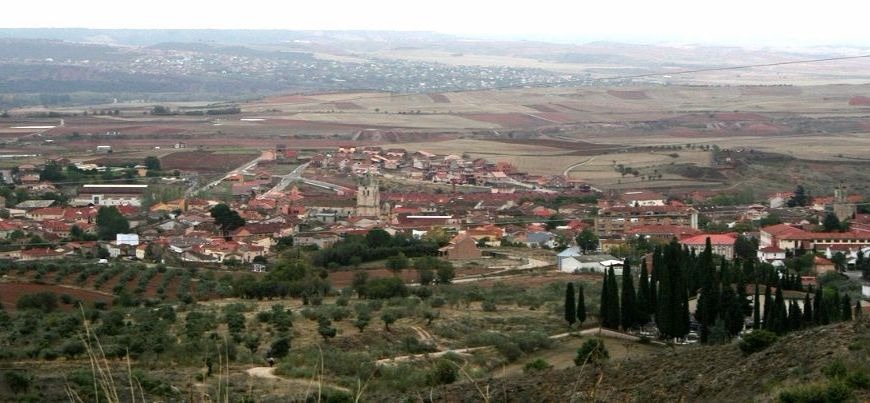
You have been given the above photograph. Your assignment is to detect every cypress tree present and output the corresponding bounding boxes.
[802,292,813,327]
[600,272,609,327]
[762,284,773,330]
[771,284,788,335]
[753,282,761,329]
[673,243,691,339]
[842,295,852,321]
[787,300,802,331]
[830,290,841,322]
[606,267,621,329]
[650,247,661,317]
[565,282,577,326]
[855,300,862,320]
[655,244,673,337]
[658,239,689,339]
[577,284,587,325]
[814,287,825,325]
[722,286,744,337]
[620,260,637,330]
[817,288,830,325]
[637,261,651,325]
[737,278,751,317]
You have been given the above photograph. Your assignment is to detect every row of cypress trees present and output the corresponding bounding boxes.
[567,237,861,342]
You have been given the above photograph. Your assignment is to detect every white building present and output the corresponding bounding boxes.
[558,253,624,275]
[73,184,148,207]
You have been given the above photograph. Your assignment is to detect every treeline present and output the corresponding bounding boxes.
[591,237,859,343]
[151,105,241,116]
[311,229,440,268]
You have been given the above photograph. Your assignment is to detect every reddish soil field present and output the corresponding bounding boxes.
[46,124,189,137]
[485,138,618,152]
[260,95,319,103]
[532,112,575,123]
[849,96,870,106]
[475,272,602,288]
[553,103,587,112]
[0,282,113,312]
[427,93,451,103]
[159,151,257,172]
[525,104,559,113]
[461,113,548,127]
[325,102,364,110]
[741,86,802,96]
[607,90,649,100]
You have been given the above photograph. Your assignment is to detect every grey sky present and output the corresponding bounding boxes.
[2,0,868,47]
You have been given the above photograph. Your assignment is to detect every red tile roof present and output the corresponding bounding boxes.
[680,233,737,245]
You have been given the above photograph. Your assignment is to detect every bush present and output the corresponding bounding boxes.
[739,330,778,355]
[481,300,497,312]
[495,341,523,362]
[3,371,31,394]
[269,337,291,358]
[366,277,409,299]
[574,338,609,366]
[778,381,852,403]
[16,292,58,312]
[427,359,458,386]
[523,358,552,373]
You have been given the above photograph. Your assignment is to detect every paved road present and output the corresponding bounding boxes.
[191,155,263,195]
[258,162,310,199]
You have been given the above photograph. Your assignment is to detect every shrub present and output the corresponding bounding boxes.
[366,277,409,299]
[16,292,58,312]
[269,337,291,358]
[523,358,552,373]
[3,371,31,394]
[427,359,458,386]
[481,300,497,312]
[574,338,609,366]
[778,381,852,403]
[430,297,446,308]
[738,330,778,355]
[495,341,523,362]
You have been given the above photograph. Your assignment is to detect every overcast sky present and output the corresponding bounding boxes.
[2,0,868,47]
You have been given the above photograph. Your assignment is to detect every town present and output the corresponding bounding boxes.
[1,24,870,403]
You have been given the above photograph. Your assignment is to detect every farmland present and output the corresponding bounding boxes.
[3,79,870,194]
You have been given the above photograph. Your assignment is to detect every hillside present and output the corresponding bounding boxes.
[385,319,870,402]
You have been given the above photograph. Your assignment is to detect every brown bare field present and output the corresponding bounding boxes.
[427,93,451,103]
[607,90,649,100]
[160,150,257,172]
[0,282,112,312]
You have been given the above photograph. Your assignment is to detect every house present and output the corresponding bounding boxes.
[15,200,56,210]
[73,184,148,207]
[680,234,737,260]
[439,233,482,260]
[758,246,786,263]
[624,224,701,241]
[557,247,582,272]
[620,190,666,207]
[26,207,65,221]
[294,232,340,249]
[759,224,807,250]
[558,253,623,275]
[20,247,68,261]
[814,256,837,276]
[595,205,698,238]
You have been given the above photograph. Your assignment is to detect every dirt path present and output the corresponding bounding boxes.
[376,327,647,366]
[562,156,596,176]
[246,366,352,393]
